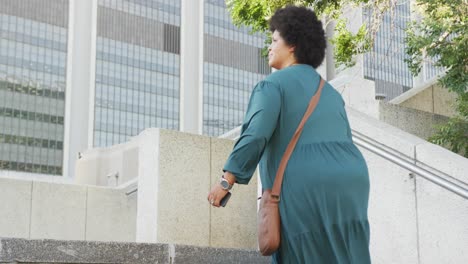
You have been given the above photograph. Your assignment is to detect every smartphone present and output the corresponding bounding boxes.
[220,192,232,207]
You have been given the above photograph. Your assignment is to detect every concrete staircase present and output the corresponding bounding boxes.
[0,238,269,264]
[1,113,467,263]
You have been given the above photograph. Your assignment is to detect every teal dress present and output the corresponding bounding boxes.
[223,64,370,263]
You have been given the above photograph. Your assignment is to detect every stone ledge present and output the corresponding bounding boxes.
[0,238,269,264]
[173,244,269,264]
[0,238,168,264]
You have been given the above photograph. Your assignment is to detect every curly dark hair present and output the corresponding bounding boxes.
[269,6,326,68]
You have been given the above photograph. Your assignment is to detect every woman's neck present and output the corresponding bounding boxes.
[279,60,299,69]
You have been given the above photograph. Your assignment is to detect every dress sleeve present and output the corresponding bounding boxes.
[340,95,353,141]
[223,80,281,184]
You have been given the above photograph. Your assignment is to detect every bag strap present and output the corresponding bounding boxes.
[270,78,325,200]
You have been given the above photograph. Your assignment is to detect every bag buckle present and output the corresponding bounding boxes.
[271,194,280,202]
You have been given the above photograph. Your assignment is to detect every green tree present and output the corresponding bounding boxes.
[227,0,393,68]
[227,0,467,156]
[405,0,467,156]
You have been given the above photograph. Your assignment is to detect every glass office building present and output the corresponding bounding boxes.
[363,0,413,101]
[0,0,69,175]
[0,0,271,176]
[94,0,181,147]
[203,0,270,136]
[94,0,269,145]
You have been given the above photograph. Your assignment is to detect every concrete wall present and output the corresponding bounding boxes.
[75,128,259,249]
[0,238,270,264]
[0,178,136,242]
[134,129,258,249]
[75,138,140,186]
[348,108,424,263]
[0,170,72,183]
[414,144,468,264]
[347,107,468,264]
[379,102,450,140]
[391,80,458,117]
[2,123,467,262]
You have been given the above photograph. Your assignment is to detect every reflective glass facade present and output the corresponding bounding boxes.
[203,0,270,136]
[363,1,413,101]
[0,0,68,175]
[94,0,180,147]
[1,0,272,175]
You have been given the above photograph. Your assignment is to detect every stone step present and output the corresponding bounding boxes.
[0,238,269,264]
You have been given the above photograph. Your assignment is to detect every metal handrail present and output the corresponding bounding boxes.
[221,126,468,200]
[352,130,468,190]
[351,130,468,199]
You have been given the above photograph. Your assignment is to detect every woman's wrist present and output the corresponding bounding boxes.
[223,171,236,185]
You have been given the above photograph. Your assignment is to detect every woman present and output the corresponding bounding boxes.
[207,6,370,264]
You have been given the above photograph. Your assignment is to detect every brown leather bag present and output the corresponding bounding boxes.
[258,78,325,256]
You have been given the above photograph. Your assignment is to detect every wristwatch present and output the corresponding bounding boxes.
[219,175,234,191]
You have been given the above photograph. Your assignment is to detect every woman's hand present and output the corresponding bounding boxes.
[207,183,228,207]
[207,172,236,207]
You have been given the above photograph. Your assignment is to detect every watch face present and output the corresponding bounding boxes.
[220,179,230,189]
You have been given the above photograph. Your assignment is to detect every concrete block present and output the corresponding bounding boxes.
[0,178,32,238]
[391,82,457,118]
[0,238,169,264]
[135,129,160,243]
[379,103,449,140]
[98,151,123,186]
[0,238,269,264]
[0,171,72,184]
[121,146,139,184]
[433,84,457,117]
[30,182,87,240]
[173,244,269,264]
[209,137,258,249]
[85,186,137,242]
[347,106,426,157]
[360,148,419,264]
[75,155,100,185]
[400,86,434,113]
[75,139,140,187]
[156,129,211,246]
